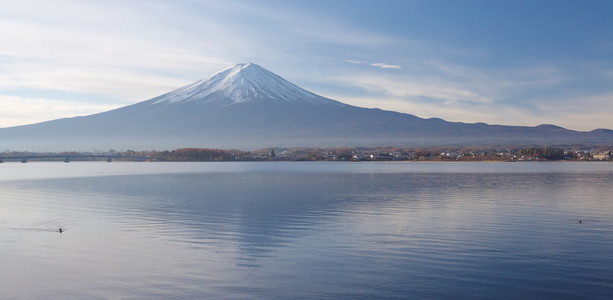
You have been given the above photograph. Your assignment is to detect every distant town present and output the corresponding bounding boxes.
[1,146,612,162]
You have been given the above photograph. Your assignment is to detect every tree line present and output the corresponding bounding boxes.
[155,148,241,161]
[518,147,565,160]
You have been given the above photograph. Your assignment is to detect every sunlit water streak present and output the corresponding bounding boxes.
[0,162,612,299]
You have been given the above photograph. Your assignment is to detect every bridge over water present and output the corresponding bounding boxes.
[0,155,156,163]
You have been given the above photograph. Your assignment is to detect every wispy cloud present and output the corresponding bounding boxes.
[370,63,402,69]
[0,0,405,105]
[333,72,491,105]
[0,95,121,127]
[323,93,527,126]
[344,59,402,70]
[322,60,613,131]
[0,1,235,103]
[225,2,400,47]
[345,60,367,64]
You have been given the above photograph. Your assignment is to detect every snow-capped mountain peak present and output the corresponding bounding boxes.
[151,63,344,106]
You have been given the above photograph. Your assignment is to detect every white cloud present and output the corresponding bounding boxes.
[0,0,407,105]
[0,95,122,127]
[334,73,491,105]
[370,63,402,69]
[326,87,613,132]
[343,59,402,70]
[345,60,367,64]
[324,93,520,124]
[0,1,237,102]
[321,63,613,131]
[0,64,201,103]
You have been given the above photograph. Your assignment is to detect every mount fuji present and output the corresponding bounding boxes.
[1,63,612,151]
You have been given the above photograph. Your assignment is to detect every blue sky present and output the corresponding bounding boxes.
[1,0,612,130]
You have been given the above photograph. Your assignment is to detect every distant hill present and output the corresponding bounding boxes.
[1,63,612,151]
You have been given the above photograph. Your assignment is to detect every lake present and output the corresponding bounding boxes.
[1,161,612,299]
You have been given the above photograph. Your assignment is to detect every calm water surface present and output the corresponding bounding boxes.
[1,162,612,299]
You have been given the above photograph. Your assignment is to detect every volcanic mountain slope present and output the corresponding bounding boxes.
[1,63,612,151]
